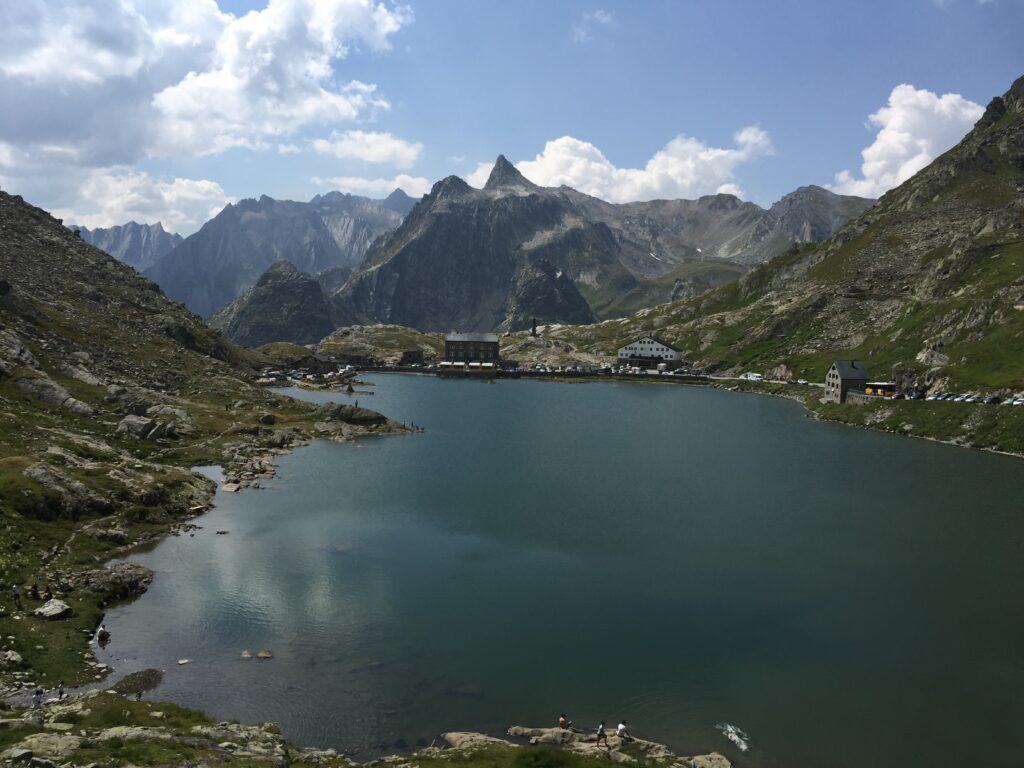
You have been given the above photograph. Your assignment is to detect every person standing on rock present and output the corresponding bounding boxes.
[31,687,42,708]
[11,582,21,610]
[595,721,609,748]
[559,713,573,729]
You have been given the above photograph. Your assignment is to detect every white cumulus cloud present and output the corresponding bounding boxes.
[467,127,773,202]
[830,84,984,198]
[150,0,411,156]
[0,0,412,226]
[52,168,233,234]
[312,173,430,197]
[311,130,422,168]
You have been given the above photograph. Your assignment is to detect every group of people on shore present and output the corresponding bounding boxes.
[30,680,65,708]
[558,714,633,748]
[9,571,85,611]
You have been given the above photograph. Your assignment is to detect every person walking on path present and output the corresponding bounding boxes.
[11,583,21,610]
[595,721,609,749]
[31,687,43,708]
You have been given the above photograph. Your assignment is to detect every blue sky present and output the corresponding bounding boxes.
[1,0,1021,232]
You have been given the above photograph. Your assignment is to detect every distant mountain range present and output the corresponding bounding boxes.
[328,157,873,333]
[209,163,871,345]
[71,221,183,272]
[143,189,416,317]
[88,161,869,345]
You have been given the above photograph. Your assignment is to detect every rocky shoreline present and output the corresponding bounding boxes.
[0,690,731,768]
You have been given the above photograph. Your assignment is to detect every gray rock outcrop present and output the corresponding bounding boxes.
[33,599,72,620]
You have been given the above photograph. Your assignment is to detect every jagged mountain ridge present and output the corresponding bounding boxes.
[144,190,414,317]
[71,221,183,272]
[553,74,1024,392]
[331,157,873,332]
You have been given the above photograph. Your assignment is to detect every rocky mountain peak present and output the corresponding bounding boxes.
[484,155,538,192]
[382,188,417,215]
[385,188,413,205]
[975,74,1024,130]
[257,259,301,284]
[431,175,473,200]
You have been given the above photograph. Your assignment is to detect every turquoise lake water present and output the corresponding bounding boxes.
[100,374,1024,767]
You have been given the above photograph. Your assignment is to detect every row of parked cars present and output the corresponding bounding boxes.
[925,392,1024,405]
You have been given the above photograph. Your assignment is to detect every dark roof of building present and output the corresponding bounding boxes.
[619,335,679,352]
[830,360,870,380]
[445,333,499,343]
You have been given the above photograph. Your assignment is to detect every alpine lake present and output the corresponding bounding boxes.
[98,374,1024,767]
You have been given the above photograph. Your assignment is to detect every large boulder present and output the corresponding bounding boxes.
[12,372,93,415]
[116,415,156,439]
[10,732,82,759]
[33,599,72,620]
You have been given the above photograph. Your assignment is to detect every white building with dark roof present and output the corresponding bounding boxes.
[617,336,681,368]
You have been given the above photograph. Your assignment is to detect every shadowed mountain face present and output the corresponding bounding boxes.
[144,191,413,317]
[209,260,336,347]
[72,221,183,272]
[331,156,873,332]
[554,74,1024,392]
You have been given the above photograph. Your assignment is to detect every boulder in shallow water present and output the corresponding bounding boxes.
[256,650,273,660]
[240,650,252,659]
[33,599,72,620]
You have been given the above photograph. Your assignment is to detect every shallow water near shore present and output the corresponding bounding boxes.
[101,374,1024,767]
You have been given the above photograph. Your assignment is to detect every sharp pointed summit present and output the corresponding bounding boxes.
[484,155,538,191]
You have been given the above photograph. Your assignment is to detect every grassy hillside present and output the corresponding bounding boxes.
[317,324,443,362]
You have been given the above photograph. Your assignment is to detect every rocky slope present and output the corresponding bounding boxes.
[210,260,337,347]
[145,191,412,316]
[70,221,183,272]
[553,74,1024,396]
[0,190,409,694]
[332,157,872,332]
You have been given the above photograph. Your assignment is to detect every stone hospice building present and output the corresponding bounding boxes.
[444,332,500,363]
